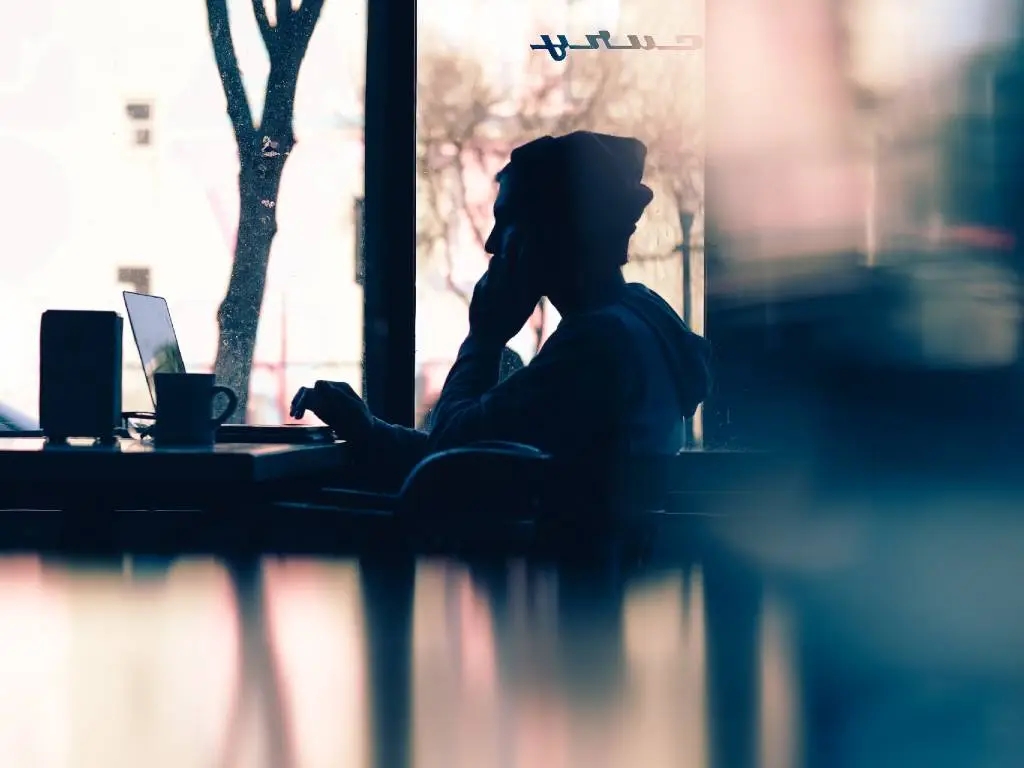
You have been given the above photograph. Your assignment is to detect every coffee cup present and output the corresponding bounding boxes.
[153,372,237,447]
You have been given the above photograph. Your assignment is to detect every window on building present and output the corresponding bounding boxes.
[125,102,151,121]
[126,99,154,148]
[117,266,151,296]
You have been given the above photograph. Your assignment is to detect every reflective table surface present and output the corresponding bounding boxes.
[2,484,1023,768]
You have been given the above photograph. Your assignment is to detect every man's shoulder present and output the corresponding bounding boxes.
[535,305,635,371]
[547,304,633,345]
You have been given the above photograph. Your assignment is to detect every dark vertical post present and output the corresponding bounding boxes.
[354,196,366,286]
[680,210,695,327]
[703,556,761,768]
[361,555,416,768]
[702,0,727,449]
[680,210,695,448]
[363,0,417,427]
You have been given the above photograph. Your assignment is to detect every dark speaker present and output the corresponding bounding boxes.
[39,310,123,444]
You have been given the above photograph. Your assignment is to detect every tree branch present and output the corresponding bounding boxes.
[206,0,256,147]
[556,61,612,132]
[433,167,474,305]
[452,149,490,252]
[297,0,325,28]
[443,246,472,304]
[284,0,324,68]
[631,249,686,264]
[275,0,292,31]
[252,0,275,53]
[258,0,325,150]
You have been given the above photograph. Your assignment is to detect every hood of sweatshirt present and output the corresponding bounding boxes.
[617,282,712,418]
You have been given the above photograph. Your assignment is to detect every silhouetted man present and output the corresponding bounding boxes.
[291,131,711,483]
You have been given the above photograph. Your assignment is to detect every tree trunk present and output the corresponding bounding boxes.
[213,143,289,423]
[534,298,546,355]
[204,0,323,424]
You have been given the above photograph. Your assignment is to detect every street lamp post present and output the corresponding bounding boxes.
[679,210,696,327]
[679,209,696,448]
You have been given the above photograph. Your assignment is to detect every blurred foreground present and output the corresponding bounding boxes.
[1,490,1022,768]
[704,0,1024,460]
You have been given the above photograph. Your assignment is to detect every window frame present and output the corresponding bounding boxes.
[362,0,417,427]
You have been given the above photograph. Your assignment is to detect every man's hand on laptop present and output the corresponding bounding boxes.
[290,381,374,444]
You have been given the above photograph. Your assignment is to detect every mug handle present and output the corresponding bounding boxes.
[210,385,238,427]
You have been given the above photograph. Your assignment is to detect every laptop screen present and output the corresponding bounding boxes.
[123,292,186,406]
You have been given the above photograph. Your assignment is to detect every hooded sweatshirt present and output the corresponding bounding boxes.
[359,282,712,488]
[603,283,712,451]
[418,282,712,458]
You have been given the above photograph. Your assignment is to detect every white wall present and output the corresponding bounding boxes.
[0,0,381,418]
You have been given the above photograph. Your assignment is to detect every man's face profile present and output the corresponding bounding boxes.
[489,166,565,244]
[486,171,524,255]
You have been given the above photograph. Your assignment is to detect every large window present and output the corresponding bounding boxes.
[8,0,1017,444]
[414,0,707,434]
[0,0,366,424]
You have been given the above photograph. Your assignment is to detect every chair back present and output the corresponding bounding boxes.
[397,441,552,528]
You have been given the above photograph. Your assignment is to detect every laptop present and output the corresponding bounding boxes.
[122,291,335,444]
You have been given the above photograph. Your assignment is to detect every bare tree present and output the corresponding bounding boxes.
[610,51,705,325]
[205,0,325,422]
[416,50,503,304]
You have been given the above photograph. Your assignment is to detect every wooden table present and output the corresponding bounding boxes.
[0,437,348,552]
[0,437,345,488]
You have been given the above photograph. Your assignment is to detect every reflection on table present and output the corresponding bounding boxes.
[0,557,745,768]
[0,498,1022,768]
